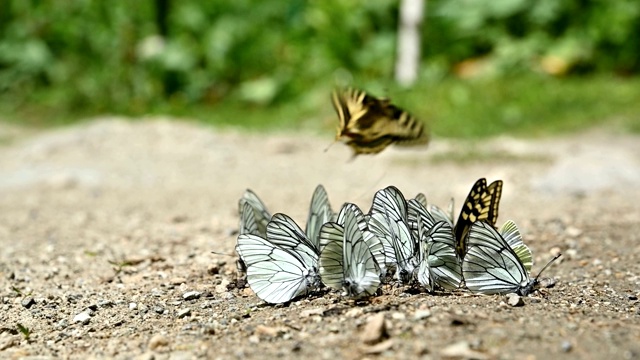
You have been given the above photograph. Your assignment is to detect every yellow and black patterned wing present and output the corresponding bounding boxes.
[331,88,430,156]
[453,178,503,259]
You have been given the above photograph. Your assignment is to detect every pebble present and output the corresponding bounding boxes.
[441,341,488,359]
[360,313,388,345]
[300,308,324,317]
[628,295,638,301]
[255,325,285,337]
[176,308,191,318]
[506,294,525,307]
[129,302,137,310]
[148,334,169,350]
[153,306,165,314]
[170,277,187,285]
[362,339,394,354]
[21,297,35,309]
[565,226,583,237]
[413,309,431,320]
[73,311,92,325]
[561,340,573,352]
[182,291,201,301]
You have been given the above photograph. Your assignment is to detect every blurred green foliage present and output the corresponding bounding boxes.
[0,0,639,135]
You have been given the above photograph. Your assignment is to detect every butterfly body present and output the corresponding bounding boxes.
[331,88,430,156]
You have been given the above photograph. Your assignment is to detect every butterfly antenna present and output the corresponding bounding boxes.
[324,139,338,153]
[211,251,236,257]
[534,253,562,280]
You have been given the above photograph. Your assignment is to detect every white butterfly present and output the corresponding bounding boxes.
[305,184,335,252]
[236,213,320,304]
[238,189,272,237]
[319,203,382,297]
[500,220,533,272]
[409,199,462,291]
[462,221,560,295]
[367,186,416,284]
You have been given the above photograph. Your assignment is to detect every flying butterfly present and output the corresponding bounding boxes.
[319,203,382,298]
[235,213,321,304]
[462,221,561,296]
[330,88,430,156]
[453,178,503,259]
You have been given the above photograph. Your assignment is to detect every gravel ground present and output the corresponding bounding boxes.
[1,118,639,359]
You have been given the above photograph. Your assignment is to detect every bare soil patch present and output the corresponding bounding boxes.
[1,118,639,359]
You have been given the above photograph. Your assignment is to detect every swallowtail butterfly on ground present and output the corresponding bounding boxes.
[453,178,503,259]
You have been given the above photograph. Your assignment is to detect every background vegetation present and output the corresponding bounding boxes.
[1,0,639,137]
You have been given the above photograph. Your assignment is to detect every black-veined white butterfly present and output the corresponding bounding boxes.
[453,178,503,259]
[305,184,335,252]
[319,203,382,297]
[409,199,462,291]
[238,189,272,237]
[462,221,560,296]
[367,186,416,284]
[500,220,533,272]
[235,213,320,304]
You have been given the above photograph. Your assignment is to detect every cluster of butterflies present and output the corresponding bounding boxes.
[331,88,430,156]
[234,178,561,304]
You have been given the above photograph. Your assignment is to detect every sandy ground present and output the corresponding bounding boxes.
[0,118,639,359]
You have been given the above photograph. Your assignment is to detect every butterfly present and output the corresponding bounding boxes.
[462,221,561,296]
[319,203,382,297]
[453,178,503,259]
[408,199,462,291]
[412,193,455,227]
[330,88,430,156]
[235,213,320,304]
[305,184,335,252]
[500,220,533,272]
[367,186,416,284]
[238,189,272,237]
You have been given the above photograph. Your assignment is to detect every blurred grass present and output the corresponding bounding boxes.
[1,74,639,138]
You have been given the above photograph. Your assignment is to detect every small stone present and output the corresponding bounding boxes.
[21,297,35,309]
[176,308,191,318]
[73,311,91,325]
[628,295,638,301]
[182,291,201,301]
[565,226,582,237]
[153,306,165,314]
[561,340,573,352]
[248,335,260,344]
[215,279,231,293]
[148,334,169,350]
[391,312,405,320]
[413,309,431,320]
[129,302,137,310]
[300,308,324,317]
[360,313,388,345]
[170,277,187,285]
[98,300,114,308]
[362,339,394,354]
[441,341,488,359]
[506,294,525,307]
[255,325,285,337]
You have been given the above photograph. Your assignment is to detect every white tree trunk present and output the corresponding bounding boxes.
[395,0,425,87]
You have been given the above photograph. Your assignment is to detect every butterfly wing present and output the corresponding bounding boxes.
[462,221,529,295]
[266,213,319,267]
[342,205,381,297]
[331,88,430,156]
[453,178,503,258]
[239,189,272,237]
[426,221,462,290]
[237,234,319,304]
[500,220,533,272]
[305,184,335,252]
[337,203,387,275]
[318,222,346,291]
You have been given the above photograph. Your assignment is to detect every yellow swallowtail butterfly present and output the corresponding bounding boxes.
[453,178,503,259]
[330,88,430,156]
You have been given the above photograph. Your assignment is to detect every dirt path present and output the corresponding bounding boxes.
[1,118,639,359]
